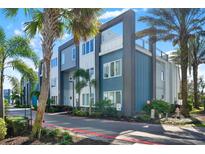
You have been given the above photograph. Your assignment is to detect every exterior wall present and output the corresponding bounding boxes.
[135,51,152,112]
[156,57,180,104]
[61,70,77,106]
[61,44,77,71]
[58,39,79,106]
[50,51,59,105]
[79,38,96,107]
[99,49,123,110]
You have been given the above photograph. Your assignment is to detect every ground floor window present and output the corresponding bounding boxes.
[51,96,58,105]
[103,90,122,110]
[82,93,94,106]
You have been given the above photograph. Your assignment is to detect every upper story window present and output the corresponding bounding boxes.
[103,59,122,79]
[82,39,94,55]
[51,78,57,87]
[161,71,165,81]
[72,47,76,61]
[61,52,65,65]
[51,58,58,68]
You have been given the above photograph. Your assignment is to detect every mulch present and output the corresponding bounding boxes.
[0,136,109,145]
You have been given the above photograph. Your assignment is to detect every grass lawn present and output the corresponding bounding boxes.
[190,107,204,114]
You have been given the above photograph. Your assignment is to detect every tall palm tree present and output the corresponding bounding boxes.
[74,68,96,115]
[3,8,101,138]
[189,35,205,108]
[136,9,205,116]
[0,27,38,118]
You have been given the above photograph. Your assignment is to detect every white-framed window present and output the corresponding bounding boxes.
[51,78,56,87]
[103,59,122,79]
[72,47,76,61]
[103,90,122,110]
[61,52,65,65]
[161,71,165,81]
[82,93,89,106]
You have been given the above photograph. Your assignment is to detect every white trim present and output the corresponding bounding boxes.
[103,59,122,79]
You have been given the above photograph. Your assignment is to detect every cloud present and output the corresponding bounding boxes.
[61,33,71,41]
[99,8,130,20]
[14,29,23,36]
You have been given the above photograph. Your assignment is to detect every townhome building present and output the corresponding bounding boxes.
[56,9,180,116]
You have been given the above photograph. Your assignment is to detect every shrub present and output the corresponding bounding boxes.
[0,118,7,140]
[59,132,72,145]
[135,114,151,122]
[73,109,88,117]
[143,100,171,116]
[5,116,29,137]
[95,99,118,117]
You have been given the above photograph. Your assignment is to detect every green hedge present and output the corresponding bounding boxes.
[0,118,7,140]
[143,100,171,115]
[5,116,29,137]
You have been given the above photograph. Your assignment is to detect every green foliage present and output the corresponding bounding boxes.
[59,132,72,145]
[73,109,88,117]
[143,100,171,115]
[40,128,72,144]
[135,114,151,122]
[5,116,29,137]
[46,105,71,113]
[0,118,7,140]
[94,99,118,117]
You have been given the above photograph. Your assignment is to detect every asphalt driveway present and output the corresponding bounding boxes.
[7,108,205,145]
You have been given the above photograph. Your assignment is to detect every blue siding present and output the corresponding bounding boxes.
[99,49,123,100]
[135,51,152,112]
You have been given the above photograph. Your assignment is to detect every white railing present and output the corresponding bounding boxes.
[100,36,123,55]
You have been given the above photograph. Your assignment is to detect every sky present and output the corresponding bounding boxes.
[0,8,205,89]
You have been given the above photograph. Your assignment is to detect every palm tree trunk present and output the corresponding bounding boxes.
[32,8,60,138]
[0,67,4,118]
[89,84,92,115]
[180,45,189,117]
[193,63,199,109]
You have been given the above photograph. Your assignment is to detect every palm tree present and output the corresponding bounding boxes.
[74,69,96,115]
[3,8,101,137]
[189,35,205,108]
[75,80,87,108]
[136,9,205,116]
[0,27,38,118]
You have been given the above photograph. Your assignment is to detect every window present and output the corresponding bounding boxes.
[61,53,65,65]
[103,90,122,109]
[82,39,94,55]
[72,47,76,61]
[82,43,85,55]
[51,58,57,68]
[161,71,164,81]
[86,42,90,54]
[103,59,122,79]
[90,39,94,52]
[82,93,90,106]
[51,78,56,87]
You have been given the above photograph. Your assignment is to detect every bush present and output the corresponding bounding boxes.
[46,105,72,113]
[73,109,88,117]
[94,99,118,117]
[0,118,7,140]
[135,114,151,122]
[40,128,72,144]
[59,132,72,145]
[143,100,171,116]
[5,116,29,137]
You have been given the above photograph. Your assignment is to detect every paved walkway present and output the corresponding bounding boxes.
[8,108,205,145]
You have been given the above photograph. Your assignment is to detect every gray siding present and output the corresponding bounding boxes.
[135,51,152,112]
[61,45,76,71]
[99,49,123,100]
